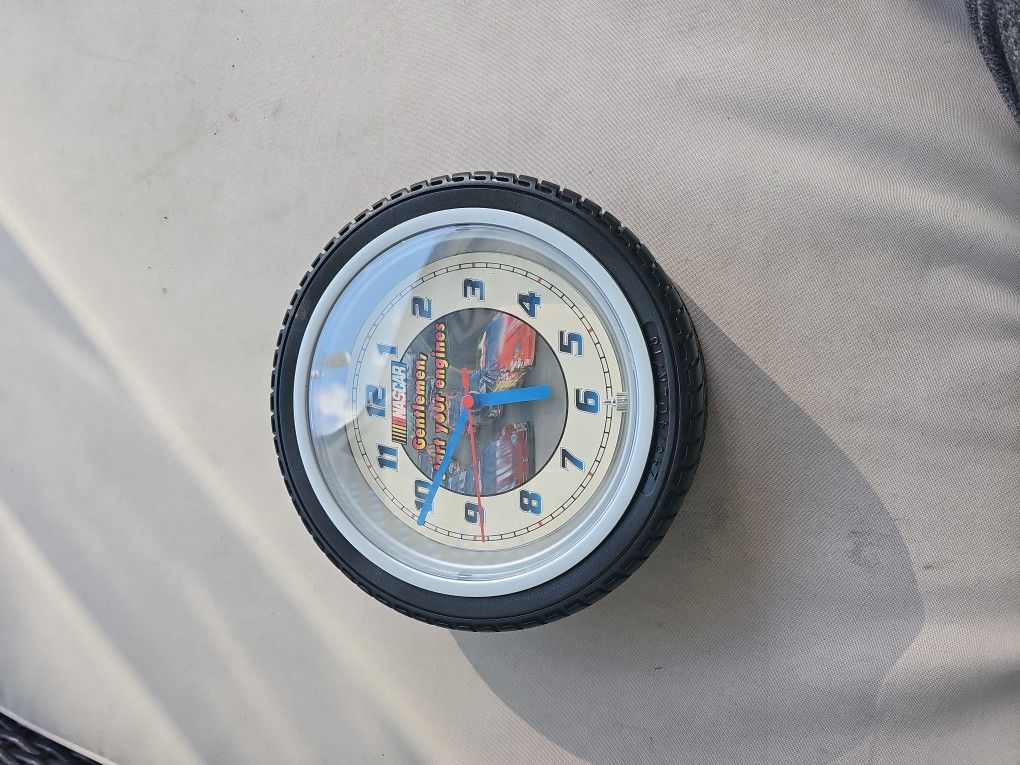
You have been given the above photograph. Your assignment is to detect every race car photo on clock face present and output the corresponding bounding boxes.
[271,172,706,630]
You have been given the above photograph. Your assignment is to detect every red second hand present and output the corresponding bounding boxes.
[461,367,485,542]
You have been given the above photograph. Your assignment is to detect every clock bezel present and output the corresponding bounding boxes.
[271,175,705,629]
[292,208,655,596]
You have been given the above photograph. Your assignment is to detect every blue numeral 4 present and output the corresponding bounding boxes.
[517,291,541,317]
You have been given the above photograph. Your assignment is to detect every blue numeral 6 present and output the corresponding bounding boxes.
[574,389,600,413]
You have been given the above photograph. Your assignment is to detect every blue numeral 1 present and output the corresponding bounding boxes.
[413,479,430,512]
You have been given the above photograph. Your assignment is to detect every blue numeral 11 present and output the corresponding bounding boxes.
[377,445,398,470]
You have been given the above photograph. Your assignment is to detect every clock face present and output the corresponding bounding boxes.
[323,255,622,551]
[274,176,707,627]
[293,211,656,596]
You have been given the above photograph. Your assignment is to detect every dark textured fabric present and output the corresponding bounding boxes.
[0,713,97,765]
[970,0,1020,123]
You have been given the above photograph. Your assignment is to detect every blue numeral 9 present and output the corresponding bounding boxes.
[574,389,600,413]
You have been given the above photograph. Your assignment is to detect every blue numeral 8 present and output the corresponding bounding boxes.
[519,490,542,514]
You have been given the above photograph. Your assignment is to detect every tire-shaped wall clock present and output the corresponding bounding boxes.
[271,172,706,630]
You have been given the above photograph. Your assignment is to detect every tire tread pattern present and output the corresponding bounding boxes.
[270,172,706,630]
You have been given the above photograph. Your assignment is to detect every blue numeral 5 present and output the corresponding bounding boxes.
[559,331,583,355]
[517,291,541,317]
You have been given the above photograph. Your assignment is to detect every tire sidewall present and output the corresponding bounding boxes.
[274,180,694,626]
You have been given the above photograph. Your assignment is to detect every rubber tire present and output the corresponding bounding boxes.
[271,171,706,631]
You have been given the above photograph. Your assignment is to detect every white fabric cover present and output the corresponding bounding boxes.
[0,1,1017,763]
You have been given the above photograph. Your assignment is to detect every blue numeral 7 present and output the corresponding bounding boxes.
[561,449,584,470]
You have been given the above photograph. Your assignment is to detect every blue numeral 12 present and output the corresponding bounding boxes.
[366,385,386,417]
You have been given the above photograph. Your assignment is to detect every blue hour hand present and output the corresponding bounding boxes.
[472,385,551,407]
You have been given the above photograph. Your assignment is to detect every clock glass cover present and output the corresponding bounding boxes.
[272,173,705,629]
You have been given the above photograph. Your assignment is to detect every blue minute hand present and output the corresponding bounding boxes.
[472,385,551,407]
[416,405,470,525]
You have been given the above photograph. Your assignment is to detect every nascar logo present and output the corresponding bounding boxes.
[390,360,407,443]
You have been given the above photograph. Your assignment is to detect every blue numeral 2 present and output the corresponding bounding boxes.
[412,296,432,317]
